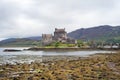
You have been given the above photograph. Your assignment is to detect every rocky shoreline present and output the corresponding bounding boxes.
[0,51,120,80]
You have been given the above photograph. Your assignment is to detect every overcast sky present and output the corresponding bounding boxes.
[0,0,120,40]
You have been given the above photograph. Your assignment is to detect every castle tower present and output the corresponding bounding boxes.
[54,28,67,41]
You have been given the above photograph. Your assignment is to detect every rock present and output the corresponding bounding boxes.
[3,49,22,52]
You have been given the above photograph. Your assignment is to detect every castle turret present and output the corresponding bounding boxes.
[54,28,67,41]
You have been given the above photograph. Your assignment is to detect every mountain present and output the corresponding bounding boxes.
[0,36,41,47]
[0,25,120,47]
[68,25,120,42]
[26,36,41,40]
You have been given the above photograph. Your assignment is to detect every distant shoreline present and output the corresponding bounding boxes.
[27,47,120,51]
[1,47,119,52]
[0,46,30,48]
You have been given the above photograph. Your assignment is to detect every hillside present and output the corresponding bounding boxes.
[68,25,120,43]
[0,36,41,47]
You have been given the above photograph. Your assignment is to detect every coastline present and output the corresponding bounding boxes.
[0,51,120,80]
[1,47,119,52]
[27,47,120,51]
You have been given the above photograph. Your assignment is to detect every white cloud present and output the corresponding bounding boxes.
[0,0,120,39]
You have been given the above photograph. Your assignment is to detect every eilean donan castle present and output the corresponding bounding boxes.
[42,28,77,46]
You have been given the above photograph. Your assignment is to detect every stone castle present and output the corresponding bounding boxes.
[42,28,77,46]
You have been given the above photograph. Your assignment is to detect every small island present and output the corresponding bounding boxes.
[27,28,120,51]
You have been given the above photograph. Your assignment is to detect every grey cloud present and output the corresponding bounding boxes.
[25,0,119,25]
[0,0,120,39]
[0,0,22,31]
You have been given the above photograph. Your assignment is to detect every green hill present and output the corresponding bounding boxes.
[0,38,41,47]
[68,25,120,43]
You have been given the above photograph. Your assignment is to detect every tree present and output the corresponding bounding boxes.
[77,40,83,47]
[55,42,60,48]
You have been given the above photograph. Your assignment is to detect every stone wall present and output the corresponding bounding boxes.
[42,34,53,46]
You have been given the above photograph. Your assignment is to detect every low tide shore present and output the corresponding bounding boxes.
[0,51,120,80]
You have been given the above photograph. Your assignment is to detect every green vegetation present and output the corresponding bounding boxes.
[43,40,92,48]
[55,42,60,48]
[77,40,84,47]
[105,37,120,44]
[44,41,76,48]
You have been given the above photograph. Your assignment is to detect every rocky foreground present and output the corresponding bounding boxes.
[0,52,120,80]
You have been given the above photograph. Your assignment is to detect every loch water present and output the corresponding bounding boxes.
[0,47,115,65]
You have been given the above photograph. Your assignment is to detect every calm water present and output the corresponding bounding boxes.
[0,47,115,64]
